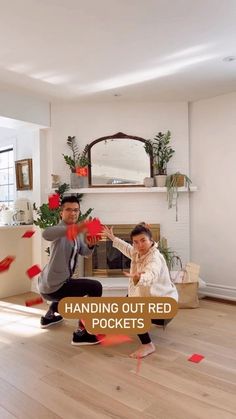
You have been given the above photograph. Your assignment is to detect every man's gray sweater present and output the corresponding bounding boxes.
[38,221,93,294]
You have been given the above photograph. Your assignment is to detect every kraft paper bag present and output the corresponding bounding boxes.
[183,262,200,283]
[175,262,200,309]
[176,281,199,308]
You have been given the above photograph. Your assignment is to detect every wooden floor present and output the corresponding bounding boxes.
[0,293,235,419]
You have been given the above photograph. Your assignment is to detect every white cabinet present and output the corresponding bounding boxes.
[0,226,33,298]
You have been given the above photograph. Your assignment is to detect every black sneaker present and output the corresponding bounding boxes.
[40,315,64,328]
[153,319,172,329]
[71,329,100,346]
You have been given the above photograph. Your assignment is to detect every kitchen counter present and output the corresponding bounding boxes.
[0,224,34,228]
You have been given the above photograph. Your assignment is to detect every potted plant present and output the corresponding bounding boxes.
[166,172,192,221]
[144,131,175,187]
[63,136,90,188]
[33,183,93,229]
[158,237,182,272]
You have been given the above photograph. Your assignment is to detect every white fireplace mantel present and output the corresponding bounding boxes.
[68,186,197,194]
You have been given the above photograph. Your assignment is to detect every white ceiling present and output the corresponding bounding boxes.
[1,0,236,103]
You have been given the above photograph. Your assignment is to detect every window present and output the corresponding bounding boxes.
[0,148,14,207]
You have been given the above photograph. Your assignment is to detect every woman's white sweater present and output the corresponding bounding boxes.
[113,237,178,301]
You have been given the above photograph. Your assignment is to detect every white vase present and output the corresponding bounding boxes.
[154,175,167,187]
[70,173,88,188]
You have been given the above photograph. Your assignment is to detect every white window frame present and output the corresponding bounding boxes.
[0,146,15,207]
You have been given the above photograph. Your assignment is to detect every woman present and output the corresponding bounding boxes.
[103,223,178,358]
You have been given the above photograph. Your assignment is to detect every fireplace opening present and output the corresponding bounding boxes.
[84,224,160,277]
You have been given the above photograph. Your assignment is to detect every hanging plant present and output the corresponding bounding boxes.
[166,172,192,221]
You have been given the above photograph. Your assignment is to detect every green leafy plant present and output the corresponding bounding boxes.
[158,237,182,272]
[144,131,175,175]
[33,183,93,229]
[63,136,90,172]
[166,172,192,221]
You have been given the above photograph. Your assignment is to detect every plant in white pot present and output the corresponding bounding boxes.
[63,136,90,188]
[144,131,175,186]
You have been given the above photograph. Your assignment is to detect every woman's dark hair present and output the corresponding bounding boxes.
[130,222,152,240]
[61,196,80,208]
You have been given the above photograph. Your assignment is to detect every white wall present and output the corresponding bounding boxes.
[189,92,236,300]
[0,126,39,202]
[0,90,50,127]
[49,101,191,264]
[0,126,50,295]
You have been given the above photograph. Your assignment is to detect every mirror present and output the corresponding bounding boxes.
[88,132,153,187]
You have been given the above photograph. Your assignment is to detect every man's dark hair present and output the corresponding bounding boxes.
[61,196,80,208]
[130,222,152,240]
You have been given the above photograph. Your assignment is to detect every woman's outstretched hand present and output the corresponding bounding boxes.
[102,225,115,241]
[124,271,144,285]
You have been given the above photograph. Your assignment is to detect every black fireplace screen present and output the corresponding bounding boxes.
[84,224,160,277]
[92,239,131,272]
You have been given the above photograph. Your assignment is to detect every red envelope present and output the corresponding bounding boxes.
[76,167,88,176]
[48,193,60,209]
[25,297,43,307]
[98,335,133,346]
[0,256,15,273]
[188,353,205,363]
[86,233,101,242]
[26,264,42,279]
[22,230,35,238]
[85,218,103,236]
[66,224,80,241]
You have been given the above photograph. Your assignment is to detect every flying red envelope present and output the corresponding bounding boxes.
[85,218,103,237]
[0,256,15,273]
[48,193,60,209]
[22,230,35,238]
[66,224,79,241]
[97,335,133,346]
[25,296,43,307]
[86,233,101,242]
[188,353,205,363]
[66,222,88,241]
[26,264,42,279]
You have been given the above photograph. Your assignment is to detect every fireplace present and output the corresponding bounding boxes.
[84,224,160,277]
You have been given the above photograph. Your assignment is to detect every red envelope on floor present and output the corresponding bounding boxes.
[85,218,103,237]
[0,256,15,272]
[26,264,42,279]
[98,335,133,346]
[25,297,43,307]
[188,353,205,363]
[22,230,35,238]
[48,193,60,209]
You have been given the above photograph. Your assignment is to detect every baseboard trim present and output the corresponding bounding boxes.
[199,283,236,302]
[203,296,236,305]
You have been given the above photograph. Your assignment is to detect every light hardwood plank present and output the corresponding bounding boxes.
[0,293,235,418]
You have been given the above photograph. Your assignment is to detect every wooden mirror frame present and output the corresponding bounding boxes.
[87,132,153,187]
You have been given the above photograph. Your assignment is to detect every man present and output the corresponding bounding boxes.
[38,196,102,345]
